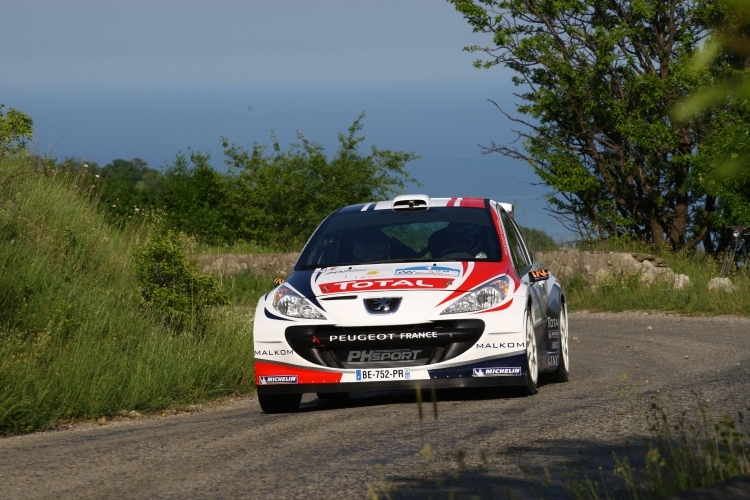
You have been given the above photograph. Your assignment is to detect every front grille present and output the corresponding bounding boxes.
[285,319,484,369]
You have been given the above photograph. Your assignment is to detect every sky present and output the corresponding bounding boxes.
[1,0,566,236]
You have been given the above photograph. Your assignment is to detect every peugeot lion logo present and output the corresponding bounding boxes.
[364,297,402,314]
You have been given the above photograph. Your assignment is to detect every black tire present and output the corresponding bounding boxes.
[721,246,736,277]
[258,393,302,413]
[316,392,350,401]
[552,302,570,383]
[521,308,538,396]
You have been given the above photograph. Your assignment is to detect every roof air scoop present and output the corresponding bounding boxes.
[392,194,431,211]
[498,202,514,217]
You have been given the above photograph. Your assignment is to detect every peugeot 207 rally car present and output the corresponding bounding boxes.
[254,195,569,413]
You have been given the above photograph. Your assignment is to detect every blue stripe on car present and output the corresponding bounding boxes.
[427,353,526,379]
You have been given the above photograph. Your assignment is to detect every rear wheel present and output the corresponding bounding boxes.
[258,393,302,414]
[721,246,737,277]
[521,308,538,396]
[552,302,570,383]
[317,392,350,401]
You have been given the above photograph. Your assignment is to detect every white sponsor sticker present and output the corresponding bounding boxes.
[259,375,298,385]
[395,266,460,277]
[472,367,522,377]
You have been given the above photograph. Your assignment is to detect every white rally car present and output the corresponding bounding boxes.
[254,195,569,413]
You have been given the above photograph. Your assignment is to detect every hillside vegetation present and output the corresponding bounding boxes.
[0,157,256,434]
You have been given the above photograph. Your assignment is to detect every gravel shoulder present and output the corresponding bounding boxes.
[1,312,749,499]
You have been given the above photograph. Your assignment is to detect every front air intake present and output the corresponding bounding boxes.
[392,194,431,211]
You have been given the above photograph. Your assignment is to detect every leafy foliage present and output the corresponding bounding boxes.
[56,157,163,219]
[159,151,234,244]
[160,114,420,249]
[450,0,750,250]
[519,225,558,251]
[0,103,33,158]
[134,230,228,330]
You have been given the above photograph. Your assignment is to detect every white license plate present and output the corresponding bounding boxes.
[355,368,411,381]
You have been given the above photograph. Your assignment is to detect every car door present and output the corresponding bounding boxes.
[497,209,545,327]
[511,220,550,318]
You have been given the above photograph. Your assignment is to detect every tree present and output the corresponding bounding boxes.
[156,114,419,249]
[97,158,163,217]
[0,103,33,158]
[56,157,163,219]
[160,151,234,245]
[220,113,420,248]
[677,0,750,250]
[451,0,746,250]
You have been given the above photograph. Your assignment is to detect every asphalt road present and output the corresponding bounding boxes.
[1,312,749,500]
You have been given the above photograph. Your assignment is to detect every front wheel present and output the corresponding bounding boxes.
[258,393,302,414]
[552,302,570,383]
[521,308,538,396]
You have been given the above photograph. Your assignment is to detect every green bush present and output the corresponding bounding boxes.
[134,230,228,330]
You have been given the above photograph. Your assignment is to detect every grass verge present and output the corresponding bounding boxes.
[0,157,256,434]
[556,241,750,316]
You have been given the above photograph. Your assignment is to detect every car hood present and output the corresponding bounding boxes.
[284,261,516,299]
[277,262,517,325]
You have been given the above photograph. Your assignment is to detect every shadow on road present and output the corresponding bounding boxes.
[384,437,645,500]
[297,386,530,413]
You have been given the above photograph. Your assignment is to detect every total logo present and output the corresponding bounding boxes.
[472,367,522,377]
[258,375,298,385]
[320,277,449,293]
[548,317,560,328]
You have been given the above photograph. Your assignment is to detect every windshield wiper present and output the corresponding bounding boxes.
[362,258,463,264]
[299,257,473,269]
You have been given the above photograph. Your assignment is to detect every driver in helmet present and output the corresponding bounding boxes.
[428,222,487,259]
[352,229,391,262]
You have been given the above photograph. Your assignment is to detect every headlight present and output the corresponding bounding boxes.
[272,285,326,319]
[440,276,511,315]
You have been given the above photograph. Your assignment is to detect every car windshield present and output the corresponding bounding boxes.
[298,207,502,269]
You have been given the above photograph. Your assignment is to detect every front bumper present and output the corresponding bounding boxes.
[258,376,527,394]
[255,352,528,394]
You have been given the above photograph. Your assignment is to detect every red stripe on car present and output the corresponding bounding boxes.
[255,361,343,385]
[436,262,510,306]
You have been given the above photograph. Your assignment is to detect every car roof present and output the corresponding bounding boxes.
[337,197,496,213]
[336,197,514,216]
